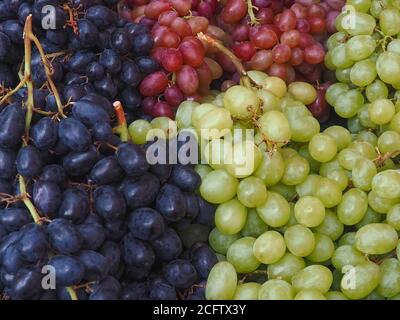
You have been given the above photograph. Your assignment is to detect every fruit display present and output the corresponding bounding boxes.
[0,0,400,302]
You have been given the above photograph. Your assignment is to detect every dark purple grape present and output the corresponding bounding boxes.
[0,32,11,59]
[32,180,62,217]
[124,265,151,281]
[150,227,182,262]
[67,50,96,74]
[39,164,66,187]
[104,218,127,241]
[0,148,16,179]
[135,56,159,74]
[155,184,186,222]
[120,174,160,209]
[89,156,124,185]
[0,20,23,45]
[184,193,199,220]
[149,163,172,183]
[85,5,116,29]
[58,187,89,224]
[72,99,110,128]
[62,145,99,177]
[94,185,126,220]
[194,196,216,228]
[16,223,48,263]
[127,208,165,241]
[121,232,155,269]
[0,103,25,148]
[120,281,148,300]
[132,33,154,56]
[45,30,67,46]
[125,23,148,37]
[30,117,58,150]
[78,249,110,282]
[45,93,65,113]
[10,267,42,299]
[116,143,149,177]
[0,63,16,89]
[86,61,105,81]
[2,244,23,273]
[94,75,117,99]
[80,93,114,116]
[169,165,201,192]
[58,118,92,152]
[99,49,121,74]
[17,3,31,25]
[190,244,217,279]
[89,276,121,299]
[77,18,99,46]
[99,241,121,276]
[120,61,141,86]
[65,72,86,86]
[120,87,142,112]
[163,259,197,289]
[16,145,43,178]
[148,277,176,300]
[0,208,31,232]
[56,286,88,300]
[92,121,113,141]
[48,218,82,254]
[48,255,85,286]
[110,28,131,55]
[63,84,86,102]
[77,222,106,250]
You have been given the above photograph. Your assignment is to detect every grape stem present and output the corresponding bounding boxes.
[374,149,400,167]
[246,0,259,26]
[196,32,252,89]
[66,287,78,300]
[113,101,130,142]
[18,176,42,224]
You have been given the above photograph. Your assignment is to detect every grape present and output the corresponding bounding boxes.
[368,190,399,214]
[345,35,376,61]
[349,59,376,87]
[227,237,260,273]
[253,231,286,264]
[307,233,335,263]
[215,198,247,235]
[237,177,268,208]
[313,209,344,241]
[332,245,366,271]
[233,283,260,300]
[209,228,240,255]
[294,289,326,300]
[376,52,400,85]
[323,126,352,151]
[376,258,400,298]
[205,261,237,300]
[292,265,333,293]
[256,191,291,228]
[355,223,398,254]
[258,279,294,300]
[372,170,400,199]
[368,99,396,125]
[267,253,306,282]
[337,188,368,225]
[223,86,260,120]
[258,110,291,144]
[284,224,315,257]
[281,156,310,185]
[254,151,285,186]
[314,177,343,208]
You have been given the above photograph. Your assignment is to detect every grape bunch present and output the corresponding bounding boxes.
[213,0,345,85]
[0,0,161,122]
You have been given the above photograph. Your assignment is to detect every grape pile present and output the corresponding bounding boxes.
[0,15,217,300]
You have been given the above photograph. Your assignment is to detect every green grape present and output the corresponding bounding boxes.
[280,147,298,159]
[355,207,383,229]
[331,44,354,69]
[200,169,238,204]
[281,203,297,231]
[341,261,380,300]
[334,89,365,119]
[254,151,284,186]
[325,83,349,106]
[149,117,177,139]
[345,35,376,61]
[380,8,400,36]
[203,138,232,170]
[307,233,335,263]
[340,11,376,36]
[335,67,351,83]
[209,228,241,255]
[376,258,400,298]
[327,32,348,51]
[281,156,310,185]
[295,174,320,197]
[314,177,343,208]
[256,191,291,228]
[324,52,336,70]
[349,141,377,159]
[338,148,363,170]
[319,157,342,176]
[269,184,296,201]
[194,164,212,180]
[253,231,286,264]
[356,223,398,254]
[387,39,400,55]
[233,283,260,300]
[331,245,366,270]
[288,116,320,143]
[258,110,291,144]
[294,289,326,300]
[363,291,385,300]
[376,51,400,85]
[191,103,216,129]
[377,130,400,153]
[263,76,287,98]
[206,261,238,300]
[257,89,281,112]
[287,82,317,105]
[387,204,400,230]
[196,108,233,140]
[337,188,368,225]
[372,170,400,199]
[227,237,260,273]
[368,99,396,125]
[225,141,263,178]
[237,176,267,208]
[351,158,377,191]
[339,232,357,246]
[298,145,320,173]
[231,121,254,144]
[347,117,365,133]
[308,133,338,163]
[175,101,198,128]
[128,119,151,144]
[241,208,268,237]
[224,85,260,120]
[313,209,344,241]
[368,190,399,213]
[377,158,396,172]
[355,130,378,145]
[284,224,315,257]
[325,291,349,300]
[258,279,294,300]
[292,265,333,294]
[294,196,325,228]
[347,0,372,12]
[370,0,391,17]
[267,253,306,282]
[323,126,352,151]
[350,59,377,87]
[325,169,349,191]
[390,112,400,133]
[365,80,389,102]
[213,93,225,108]
[215,198,247,235]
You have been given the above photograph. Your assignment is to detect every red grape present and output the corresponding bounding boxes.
[221,0,248,24]
[308,16,326,34]
[232,41,257,61]
[308,4,326,18]
[304,43,325,64]
[196,62,213,95]
[280,30,300,48]
[272,44,291,64]
[179,37,205,68]
[140,71,169,96]
[142,97,157,115]
[161,48,183,72]
[170,17,192,38]
[158,10,179,26]
[246,49,273,71]
[299,32,314,49]
[276,9,297,31]
[164,85,184,107]
[176,65,199,95]
[144,1,171,20]
[250,27,278,49]
[296,18,310,33]
[170,0,192,16]
[267,63,288,82]
[308,87,329,122]
[290,3,308,19]
[256,8,274,24]
[152,101,175,118]
[290,47,304,65]
[232,24,250,42]
[187,16,209,34]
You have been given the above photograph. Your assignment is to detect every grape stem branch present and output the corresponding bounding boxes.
[113,101,130,142]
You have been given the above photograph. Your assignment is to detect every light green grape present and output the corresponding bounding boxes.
[376,51,400,85]
[339,232,357,246]
[335,67,351,83]
[258,110,291,145]
[295,174,320,197]
[325,291,349,300]
[347,117,365,133]
[356,223,398,254]
[256,191,291,228]
[269,183,296,201]
[327,32,348,51]
[338,148,363,170]
[281,156,310,185]
[241,209,268,238]
[258,279,294,300]
[223,85,260,120]
[294,289,326,300]
[257,90,281,112]
[175,101,198,128]
[314,177,343,208]
[355,207,383,229]
[365,80,389,102]
[149,117,178,139]
[331,245,366,270]
[331,43,354,69]
[372,170,400,199]
[191,103,216,129]
[337,188,368,225]
[225,140,263,178]
[334,89,365,119]
[200,169,238,204]
[377,130,400,153]
[233,283,260,300]
[351,158,377,191]
[287,82,317,105]
[368,190,399,213]
[376,258,400,298]
[379,8,400,36]
[227,237,260,273]
[206,261,238,300]
[355,130,378,145]
[348,141,377,159]
[237,176,267,208]
[288,115,321,143]
[307,233,335,263]
[294,196,326,228]
[387,204,400,230]
[350,59,377,87]
[128,119,151,144]
[345,35,376,61]
[313,209,344,241]
[196,108,233,140]
[323,126,352,151]
[389,112,400,133]
[253,231,286,264]
[308,133,338,163]
[209,228,241,255]
[267,253,306,282]
[339,11,376,36]
[368,99,396,125]
[298,145,320,173]
[203,138,232,170]
[284,224,315,257]
[326,83,349,106]
[254,151,285,186]
[215,198,247,235]
[292,265,333,293]
[195,164,213,180]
